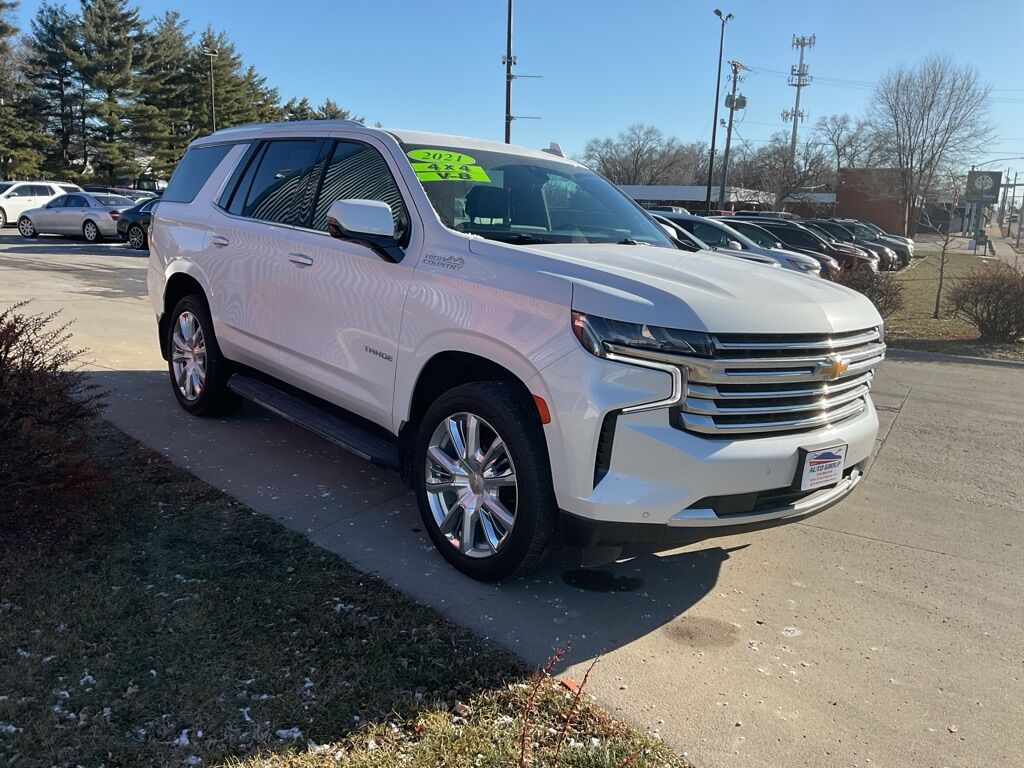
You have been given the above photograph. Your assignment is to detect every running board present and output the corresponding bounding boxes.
[227,373,400,468]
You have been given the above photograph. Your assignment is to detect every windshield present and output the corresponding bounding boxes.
[815,222,853,241]
[730,221,778,248]
[399,142,673,247]
[802,222,837,242]
[94,195,133,207]
[0,182,13,195]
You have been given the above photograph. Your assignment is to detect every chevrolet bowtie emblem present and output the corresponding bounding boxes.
[818,356,849,380]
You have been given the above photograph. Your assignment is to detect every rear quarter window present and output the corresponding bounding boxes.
[163,144,233,203]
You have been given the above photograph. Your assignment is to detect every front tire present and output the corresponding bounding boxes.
[166,295,238,416]
[414,382,557,581]
[83,220,101,242]
[17,216,37,238]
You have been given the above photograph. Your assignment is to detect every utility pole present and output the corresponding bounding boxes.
[503,0,514,143]
[997,166,1010,230]
[704,9,734,213]
[781,34,814,166]
[717,60,746,206]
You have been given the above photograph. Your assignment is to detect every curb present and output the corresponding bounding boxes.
[886,347,1024,369]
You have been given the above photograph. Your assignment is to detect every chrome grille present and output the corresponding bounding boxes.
[677,327,885,437]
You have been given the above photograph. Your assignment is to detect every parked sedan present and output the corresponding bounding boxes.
[17,192,135,242]
[117,198,159,249]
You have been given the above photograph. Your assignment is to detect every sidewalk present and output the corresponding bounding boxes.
[988,225,1022,271]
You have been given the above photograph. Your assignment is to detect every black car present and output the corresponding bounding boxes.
[830,218,913,268]
[806,220,898,271]
[117,198,158,249]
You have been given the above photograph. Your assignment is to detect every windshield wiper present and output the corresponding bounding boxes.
[476,231,557,245]
[615,237,651,246]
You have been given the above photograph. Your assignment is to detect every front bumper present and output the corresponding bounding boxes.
[532,345,879,548]
[561,463,864,549]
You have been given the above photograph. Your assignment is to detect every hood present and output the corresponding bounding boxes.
[468,240,881,335]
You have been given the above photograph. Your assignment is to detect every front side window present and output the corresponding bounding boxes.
[9,185,33,197]
[164,144,232,204]
[399,142,672,247]
[238,139,321,226]
[311,140,409,236]
[65,195,87,208]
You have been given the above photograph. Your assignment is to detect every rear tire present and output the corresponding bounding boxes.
[17,216,37,238]
[83,220,101,242]
[0,208,7,228]
[414,381,557,581]
[166,294,238,416]
[127,224,147,249]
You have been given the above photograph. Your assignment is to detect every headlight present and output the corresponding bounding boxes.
[786,257,818,273]
[571,312,714,359]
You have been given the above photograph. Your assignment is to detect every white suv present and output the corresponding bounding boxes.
[148,120,884,581]
[0,180,82,228]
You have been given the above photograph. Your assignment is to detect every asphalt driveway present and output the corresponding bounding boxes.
[2,228,1022,767]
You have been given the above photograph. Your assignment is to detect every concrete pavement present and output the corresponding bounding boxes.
[2,229,1022,768]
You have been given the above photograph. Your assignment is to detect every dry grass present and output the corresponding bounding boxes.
[0,420,687,768]
[885,238,1024,361]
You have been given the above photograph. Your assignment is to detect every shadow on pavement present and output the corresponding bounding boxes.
[90,368,729,667]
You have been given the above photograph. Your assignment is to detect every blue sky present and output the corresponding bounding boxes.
[13,0,1024,173]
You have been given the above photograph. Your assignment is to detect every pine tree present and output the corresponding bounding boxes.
[78,0,146,183]
[134,11,194,176]
[0,1,44,179]
[283,96,316,121]
[316,98,362,122]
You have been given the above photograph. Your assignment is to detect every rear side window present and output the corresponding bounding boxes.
[311,140,408,235]
[164,144,232,203]
[232,139,321,226]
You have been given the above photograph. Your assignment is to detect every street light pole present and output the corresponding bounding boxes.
[503,0,514,143]
[704,9,733,213]
[202,47,219,133]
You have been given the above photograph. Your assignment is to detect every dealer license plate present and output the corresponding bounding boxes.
[800,445,848,491]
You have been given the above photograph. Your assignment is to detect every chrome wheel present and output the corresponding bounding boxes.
[424,412,518,558]
[18,217,34,237]
[171,311,207,401]
[83,221,98,241]
[128,225,145,249]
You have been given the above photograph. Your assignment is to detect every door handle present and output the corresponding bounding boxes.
[210,235,230,247]
[288,253,314,266]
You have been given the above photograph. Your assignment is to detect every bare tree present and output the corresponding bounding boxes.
[920,170,967,318]
[580,124,707,185]
[869,55,992,236]
[732,132,830,208]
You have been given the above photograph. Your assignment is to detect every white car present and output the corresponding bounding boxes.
[662,212,822,275]
[0,180,82,228]
[17,192,135,242]
[148,121,884,581]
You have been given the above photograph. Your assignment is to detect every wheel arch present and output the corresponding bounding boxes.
[397,350,537,486]
[158,271,208,360]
